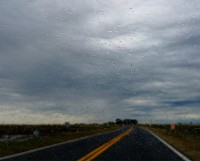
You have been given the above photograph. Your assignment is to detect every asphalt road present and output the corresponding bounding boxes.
[0,127,189,161]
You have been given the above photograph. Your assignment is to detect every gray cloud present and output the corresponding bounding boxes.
[0,0,200,124]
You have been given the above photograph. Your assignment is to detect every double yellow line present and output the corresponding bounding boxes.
[78,128,132,161]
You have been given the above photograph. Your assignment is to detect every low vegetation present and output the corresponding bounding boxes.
[0,124,121,158]
[142,124,200,161]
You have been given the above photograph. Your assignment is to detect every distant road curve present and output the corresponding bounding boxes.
[0,127,191,161]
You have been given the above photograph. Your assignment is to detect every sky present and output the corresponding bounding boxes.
[0,0,200,124]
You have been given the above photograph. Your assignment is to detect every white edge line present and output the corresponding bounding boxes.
[0,127,124,161]
[143,128,192,161]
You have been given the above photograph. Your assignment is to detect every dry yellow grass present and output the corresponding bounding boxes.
[144,126,200,161]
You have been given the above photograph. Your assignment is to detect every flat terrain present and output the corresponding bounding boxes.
[0,124,120,158]
[0,127,187,161]
[143,124,200,161]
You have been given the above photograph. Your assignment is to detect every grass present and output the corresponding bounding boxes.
[0,124,121,158]
[141,124,200,161]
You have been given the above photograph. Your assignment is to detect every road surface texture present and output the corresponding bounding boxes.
[0,127,190,161]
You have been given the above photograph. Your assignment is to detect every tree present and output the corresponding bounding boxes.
[116,118,123,124]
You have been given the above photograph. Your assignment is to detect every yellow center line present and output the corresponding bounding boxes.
[77,128,132,161]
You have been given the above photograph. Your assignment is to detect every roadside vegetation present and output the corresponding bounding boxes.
[142,124,200,161]
[0,123,121,158]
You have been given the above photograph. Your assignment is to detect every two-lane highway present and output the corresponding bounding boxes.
[0,127,190,161]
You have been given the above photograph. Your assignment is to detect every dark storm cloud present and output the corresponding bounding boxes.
[0,0,200,123]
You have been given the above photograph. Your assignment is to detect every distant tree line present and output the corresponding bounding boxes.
[108,119,138,125]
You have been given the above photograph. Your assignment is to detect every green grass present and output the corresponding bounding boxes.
[0,124,121,158]
[141,124,200,161]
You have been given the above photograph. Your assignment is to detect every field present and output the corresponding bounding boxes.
[1,124,199,160]
[0,124,121,158]
[142,124,200,161]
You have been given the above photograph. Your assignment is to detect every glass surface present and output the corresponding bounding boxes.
[0,0,199,160]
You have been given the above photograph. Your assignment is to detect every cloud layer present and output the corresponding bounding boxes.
[0,0,200,124]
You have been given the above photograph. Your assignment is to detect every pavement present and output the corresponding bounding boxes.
[0,127,190,161]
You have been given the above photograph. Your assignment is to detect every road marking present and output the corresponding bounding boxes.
[78,128,132,161]
[144,128,191,161]
[0,128,124,161]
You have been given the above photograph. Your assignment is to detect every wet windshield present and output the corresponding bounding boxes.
[0,0,199,161]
